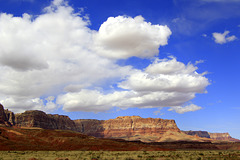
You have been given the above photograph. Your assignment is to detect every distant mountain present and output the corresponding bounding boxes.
[183,131,240,142]
[1,104,239,143]
[14,110,77,131]
[74,116,181,142]
[182,131,210,138]
[208,132,240,142]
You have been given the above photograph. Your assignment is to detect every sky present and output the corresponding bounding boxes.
[0,0,240,139]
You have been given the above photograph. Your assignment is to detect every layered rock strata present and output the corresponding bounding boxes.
[4,109,15,126]
[0,104,12,126]
[1,104,239,143]
[15,110,77,131]
[183,131,240,142]
[182,131,211,138]
[74,116,181,142]
[209,133,240,142]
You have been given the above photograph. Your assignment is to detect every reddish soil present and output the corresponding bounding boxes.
[0,126,170,151]
[1,126,239,151]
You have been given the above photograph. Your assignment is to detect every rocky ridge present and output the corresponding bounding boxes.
[1,104,239,142]
[208,132,240,142]
[0,104,11,126]
[15,110,77,131]
[4,109,15,126]
[182,131,211,138]
[74,116,181,142]
[183,131,240,142]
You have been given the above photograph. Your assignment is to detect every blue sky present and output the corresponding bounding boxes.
[0,0,240,139]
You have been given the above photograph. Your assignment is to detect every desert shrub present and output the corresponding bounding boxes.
[199,152,204,156]
[137,155,142,158]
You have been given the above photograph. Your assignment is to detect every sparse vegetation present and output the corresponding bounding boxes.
[0,150,239,160]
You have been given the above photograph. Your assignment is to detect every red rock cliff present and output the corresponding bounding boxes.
[4,109,15,126]
[15,110,77,131]
[0,104,12,126]
[74,116,181,142]
[183,131,211,138]
[209,132,240,142]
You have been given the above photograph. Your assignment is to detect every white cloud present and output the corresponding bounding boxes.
[168,104,202,114]
[0,96,57,113]
[0,0,209,114]
[57,90,129,112]
[57,57,209,113]
[57,89,197,112]
[195,60,205,65]
[145,57,197,75]
[212,31,237,44]
[119,57,209,93]
[0,0,131,112]
[94,15,172,59]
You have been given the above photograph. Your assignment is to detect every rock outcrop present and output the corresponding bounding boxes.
[182,131,211,138]
[74,116,181,142]
[4,109,15,126]
[0,104,12,126]
[15,110,77,131]
[209,133,240,142]
[1,103,239,143]
[159,130,212,142]
[183,131,240,142]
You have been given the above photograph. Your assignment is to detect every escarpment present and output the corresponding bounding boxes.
[208,132,240,142]
[74,116,181,142]
[15,110,77,131]
[1,104,239,143]
[182,131,211,138]
[0,104,12,126]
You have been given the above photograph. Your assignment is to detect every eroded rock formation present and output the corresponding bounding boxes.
[15,110,77,131]
[4,109,15,126]
[182,131,211,138]
[209,132,240,142]
[1,103,239,143]
[0,104,12,126]
[183,131,240,142]
[74,116,181,142]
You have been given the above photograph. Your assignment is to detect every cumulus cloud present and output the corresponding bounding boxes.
[94,15,172,59]
[212,31,237,44]
[168,104,202,114]
[0,0,209,114]
[0,96,57,113]
[0,0,131,112]
[58,57,209,112]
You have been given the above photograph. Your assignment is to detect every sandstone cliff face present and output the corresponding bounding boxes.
[209,133,240,142]
[2,103,239,143]
[183,131,211,138]
[0,104,12,126]
[74,116,181,142]
[0,104,7,126]
[4,109,15,126]
[15,110,77,131]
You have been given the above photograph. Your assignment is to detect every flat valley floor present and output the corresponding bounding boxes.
[0,150,240,160]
